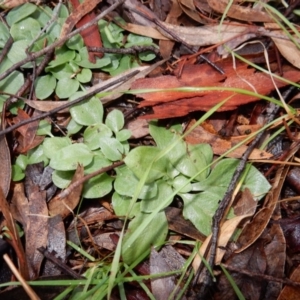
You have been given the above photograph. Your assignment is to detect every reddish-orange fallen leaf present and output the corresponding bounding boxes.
[67,0,103,63]
[131,59,300,119]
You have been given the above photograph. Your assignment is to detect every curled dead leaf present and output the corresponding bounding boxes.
[48,165,84,219]
[206,0,274,22]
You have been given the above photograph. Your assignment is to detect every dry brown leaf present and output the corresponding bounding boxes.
[0,0,26,8]
[165,207,206,242]
[234,188,257,216]
[193,214,252,272]
[48,165,84,219]
[278,264,300,300]
[26,186,48,278]
[117,22,168,40]
[235,143,299,253]
[150,248,185,300]
[13,109,44,154]
[93,232,120,251]
[207,0,274,22]
[10,182,29,226]
[126,118,149,139]
[159,0,182,59]
[44,215,66,276]
[185,121,272,159]
[178,0,203,23]
[272,35,300,69]
[24,100,70,113]
[0,134,11,197]
[216,223,285,299]
[0,187,29,280]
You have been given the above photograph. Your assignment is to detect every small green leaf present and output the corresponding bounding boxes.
[116,129,131,142]
[56,77,79,99]
[99,137,123,161]
[36,120,52,136]
[67,118,83,136]
[172,175,192,193]
[139,51,156,61]
[43,137,72,159]
[114,165,157,199]
[141,179,173,213]
[31,6,51,27]
[57,4,69,18]
[35,75,56,99]
[83,124,112,150]
[110,55,139,76]
[76,68,92,83]
[0,22,10,48]
[52,170,74,189]
[83,173,113,198]
[10,18,41,41]
[15,154,28,170]
[125,146,168,183]
[6,3,37,26]
[70,92,104,125]
[28,145,49,165]
[182,192,219,236]
[122,211,168,265]
[50,64,74,80]
[125,33,154,47]
[82,152,113,198]
[7,40,31,67]
[66,34,84,51]
[47,47,75,69]
[112,192,138,217]
[76,47,111,69]
[49,143,93,171]
[0,60,24,104]
[105,109,124,133]
[12,165,25,181]
[121,140,130,155]
[175,143,212,182]
[100,20,124,46]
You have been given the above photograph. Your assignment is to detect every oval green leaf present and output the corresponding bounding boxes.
[35,75,56,99]
[105,109,124,133]
[124,146,168,183]
[70,93,103,126]
[56,77,79,99]
[10,18,41,41]
[43,137,72,159]
[99,137,123,161]
[49,143,93,171]
[122,211,168,265]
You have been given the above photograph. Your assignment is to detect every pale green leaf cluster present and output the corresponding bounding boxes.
[0,3,157,106]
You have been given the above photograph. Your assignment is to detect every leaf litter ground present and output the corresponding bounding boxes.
[0,0,300,299]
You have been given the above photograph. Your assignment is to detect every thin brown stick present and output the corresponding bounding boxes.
[222,263,300,289]
[88,45,160,56]
[3,254,40,300]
